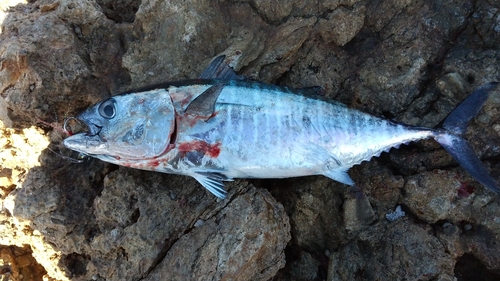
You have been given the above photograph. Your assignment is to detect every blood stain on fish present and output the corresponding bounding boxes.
[178,140,221,158]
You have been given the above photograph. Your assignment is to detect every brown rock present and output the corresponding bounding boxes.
[0,0,129,128]
[1,0,500,280]
[317,4,366,46]
[249,0,293,24]
[0,245,47,281]
[144,188,289,281]
[251,16,316,82]
[87,170,288,281]
[403,170,462,223]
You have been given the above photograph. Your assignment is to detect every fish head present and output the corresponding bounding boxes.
[63,89,176,161]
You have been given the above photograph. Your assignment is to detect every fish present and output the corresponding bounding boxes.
[63,55,500,199]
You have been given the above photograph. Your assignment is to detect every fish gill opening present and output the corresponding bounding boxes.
[170,115,178,145]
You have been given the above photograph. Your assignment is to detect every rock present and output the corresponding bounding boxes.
[317,4,366,46]
[143,188,289,281]
[342,186,376,233]
[6,162,290,281]
[95,0,141,23]
[0,244,47,281]
[385,205,406,222]
[403,170,462,223]
[248,16,317,82]
[0,120,70,280]
[87,170,290,281]
[268,177,345,255]
[328,220,456,280]
[248,0,293,25]
[0,0,129,128]
[123,0,315,85]
[435,222,465,259]
[1,0,500,280]
[288,251,321,281]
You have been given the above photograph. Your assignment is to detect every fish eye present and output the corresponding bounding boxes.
[98,98,116,119]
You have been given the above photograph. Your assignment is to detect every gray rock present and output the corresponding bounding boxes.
[288,251,320,281]
[328,220,455,280]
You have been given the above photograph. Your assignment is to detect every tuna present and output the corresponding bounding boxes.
[63,55,500,198]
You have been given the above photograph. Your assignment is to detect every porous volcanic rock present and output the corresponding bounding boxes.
[1,0,500,280]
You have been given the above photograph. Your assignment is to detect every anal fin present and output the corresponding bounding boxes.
[191,172,231,199]
[323,169,355,186]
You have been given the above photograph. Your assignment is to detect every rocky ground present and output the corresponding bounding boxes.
[1,0,500,280]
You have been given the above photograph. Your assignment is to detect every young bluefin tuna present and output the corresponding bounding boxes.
[63,56,500,199]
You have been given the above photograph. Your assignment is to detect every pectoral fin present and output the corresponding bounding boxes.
[192,172,231,199]
[184,82,225,119]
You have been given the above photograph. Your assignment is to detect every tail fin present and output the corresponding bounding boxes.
[434,82,500,194]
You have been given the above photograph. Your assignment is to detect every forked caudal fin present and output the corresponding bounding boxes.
[434,82,500,194]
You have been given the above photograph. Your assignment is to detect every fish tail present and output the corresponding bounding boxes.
[434,82,500,194]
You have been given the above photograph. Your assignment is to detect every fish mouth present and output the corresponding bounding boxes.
[84,123,102,137]
[64,116,101,137]
[63,129,106,158]
[62,116,106,154]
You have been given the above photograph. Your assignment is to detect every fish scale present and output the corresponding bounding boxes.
[187,81,433,179]
[63,55,500,199]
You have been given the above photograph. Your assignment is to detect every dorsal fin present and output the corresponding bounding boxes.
[199,54,244,80]
[184,82,225,119]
